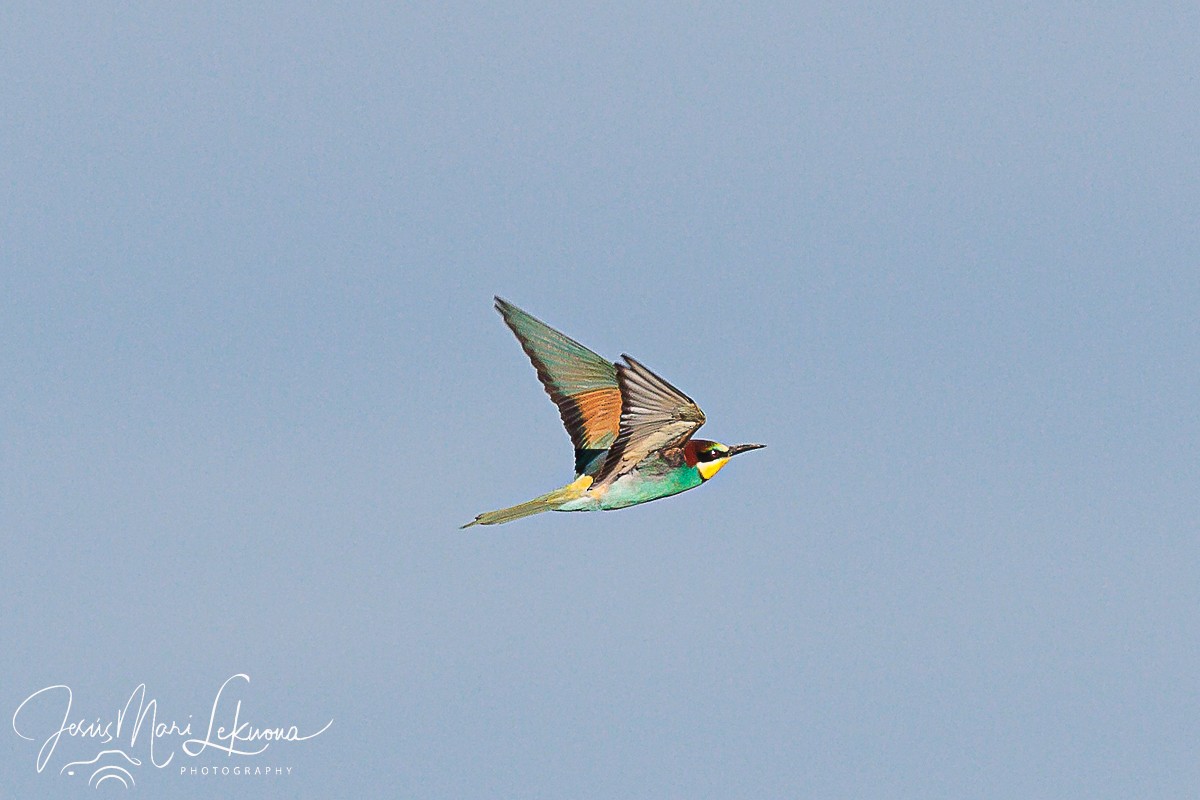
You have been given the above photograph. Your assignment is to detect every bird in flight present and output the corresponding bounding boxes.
[462,298,764,527]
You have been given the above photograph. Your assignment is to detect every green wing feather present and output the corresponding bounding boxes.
[494,298,622,475]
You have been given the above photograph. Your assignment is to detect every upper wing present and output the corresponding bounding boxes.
[592,354,706,484]
[494,298,622,475]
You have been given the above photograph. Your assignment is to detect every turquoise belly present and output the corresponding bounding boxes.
[558,463,703,512]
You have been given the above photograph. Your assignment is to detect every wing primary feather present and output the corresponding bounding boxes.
[493,298,622,474]
[593,354,706,484]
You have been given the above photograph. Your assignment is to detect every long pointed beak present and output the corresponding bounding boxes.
[727,443,766,457]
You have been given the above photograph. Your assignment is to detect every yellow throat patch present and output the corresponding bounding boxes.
[697,457,730,481]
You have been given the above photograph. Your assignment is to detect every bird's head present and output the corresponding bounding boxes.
[685,439,766,480]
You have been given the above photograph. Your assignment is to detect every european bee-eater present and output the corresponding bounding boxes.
[462,298,764,527]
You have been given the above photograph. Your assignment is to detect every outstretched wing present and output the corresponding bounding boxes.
[593,354,706,484]
[494,298,622,475]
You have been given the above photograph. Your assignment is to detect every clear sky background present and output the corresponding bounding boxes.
[2,3,1197,798]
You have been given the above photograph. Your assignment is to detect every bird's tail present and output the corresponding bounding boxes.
[461,476,592,528]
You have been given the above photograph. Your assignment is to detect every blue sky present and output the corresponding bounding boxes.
[2,3,1198,797]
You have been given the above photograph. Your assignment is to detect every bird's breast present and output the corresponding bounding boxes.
[593,464,703,510]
